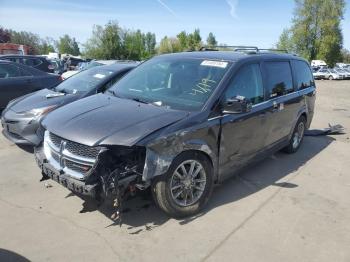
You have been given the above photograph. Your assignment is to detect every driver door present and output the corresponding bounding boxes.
[219,63,271,180]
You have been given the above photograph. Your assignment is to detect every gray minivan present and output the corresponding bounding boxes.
[35,48,316,218]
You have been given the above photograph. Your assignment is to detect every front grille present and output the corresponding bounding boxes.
[65,159,92,173]
[44,131,102,179]
[65,141,100,159]
[51,151,60,163]
[49,132,62,148]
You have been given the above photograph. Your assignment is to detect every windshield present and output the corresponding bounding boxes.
[109,57,231,111]
[85,61,103,70]
[55,67,114,94]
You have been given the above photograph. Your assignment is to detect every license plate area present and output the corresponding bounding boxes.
[43,164,61,183]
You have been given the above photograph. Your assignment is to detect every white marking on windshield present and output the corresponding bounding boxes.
[201,60,228,68]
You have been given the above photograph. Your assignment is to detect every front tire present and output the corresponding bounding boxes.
[152,151,213,218]
[283,116,306,154]
[328,76,334,80]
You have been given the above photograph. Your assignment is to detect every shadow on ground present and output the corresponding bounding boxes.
[0,249,30,262]
[70,135,334,232]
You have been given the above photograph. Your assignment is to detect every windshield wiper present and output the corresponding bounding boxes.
[106,89,118,97]
[131,97,149,104]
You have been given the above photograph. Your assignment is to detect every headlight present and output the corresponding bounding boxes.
[18,105,58,119]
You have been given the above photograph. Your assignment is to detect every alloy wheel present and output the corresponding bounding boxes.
[170,160,207,207]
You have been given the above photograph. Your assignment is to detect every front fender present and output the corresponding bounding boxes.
[141,125,219,182]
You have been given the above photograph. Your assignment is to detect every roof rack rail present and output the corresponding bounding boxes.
[199,46,290,54]
[258,49,289,53]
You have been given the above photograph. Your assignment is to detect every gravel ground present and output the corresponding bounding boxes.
[0,80,349,262]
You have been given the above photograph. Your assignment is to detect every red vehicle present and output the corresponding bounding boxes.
[0,43,31,55]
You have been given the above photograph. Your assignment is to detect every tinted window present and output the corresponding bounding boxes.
[265,62,293,98]
[0,64,21,78]
[24,58,42,67]
[294,61,314,90]
[224,64,264,105]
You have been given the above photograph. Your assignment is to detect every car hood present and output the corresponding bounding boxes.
[10,89,80,113]
[42,94,189,147]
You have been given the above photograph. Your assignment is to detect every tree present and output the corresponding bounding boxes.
[276,0,345,66]
[0,27,11,43]
[341,49,350,63]
[177,31,188,50]
[57,34,80,55]
[84,21,156,60]
[276,28,295,52]
[187,29,202,51]
[144,32,156,57]
[206,32,217,47]
[9,30,41,54]
[158,36,181,54]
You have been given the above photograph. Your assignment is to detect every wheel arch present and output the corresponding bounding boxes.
[142,140,218,182]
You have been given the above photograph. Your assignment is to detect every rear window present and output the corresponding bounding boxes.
[294,61,314,90]
[0,63,21,78]
[54,67,115,94]
[265,61,293,98]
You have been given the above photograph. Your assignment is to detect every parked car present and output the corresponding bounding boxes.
[1,63,136,145]
[0,55,55,73]
[34,49,316,218]
[313,68,345,80]
[49,59,66,75]
[333,68,350,79]
[0,60,61,110]
[61,60,118,80]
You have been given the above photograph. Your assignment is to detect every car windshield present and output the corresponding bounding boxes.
[55,67,114,94]
[330,69,337,73]
[84,61,104,70]
[109,57,231,111]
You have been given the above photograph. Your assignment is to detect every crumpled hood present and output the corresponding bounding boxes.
[10,89,79,113]
[42,93,189,147]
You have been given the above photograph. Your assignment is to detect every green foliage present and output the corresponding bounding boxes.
[161,28,203,53]
[83,21,156,60]
[0,27,11,43]
[57,34,80,56]
[341,49,350,63]
[206,32,217,47]
[276,29,295,52]
[8,30,41,54]
[177,31,188,50]
[158,36,181,54]
[276,0,346,66]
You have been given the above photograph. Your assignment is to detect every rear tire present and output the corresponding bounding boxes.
[328,76,334,80]
[151,151,213,218]
[283,116,306,154]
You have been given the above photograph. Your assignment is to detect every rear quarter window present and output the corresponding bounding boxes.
[264,61,294,98]
[293,60,314,90]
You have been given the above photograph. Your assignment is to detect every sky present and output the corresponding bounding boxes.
[0,0,349,50]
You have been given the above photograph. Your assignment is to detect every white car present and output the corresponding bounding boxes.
[313,68,345,80]
[334,68,350,79]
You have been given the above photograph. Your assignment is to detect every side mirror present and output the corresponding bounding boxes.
[222,95,252,114]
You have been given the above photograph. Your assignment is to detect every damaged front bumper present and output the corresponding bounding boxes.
[35,146,98,197]
[35,131,148,202]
